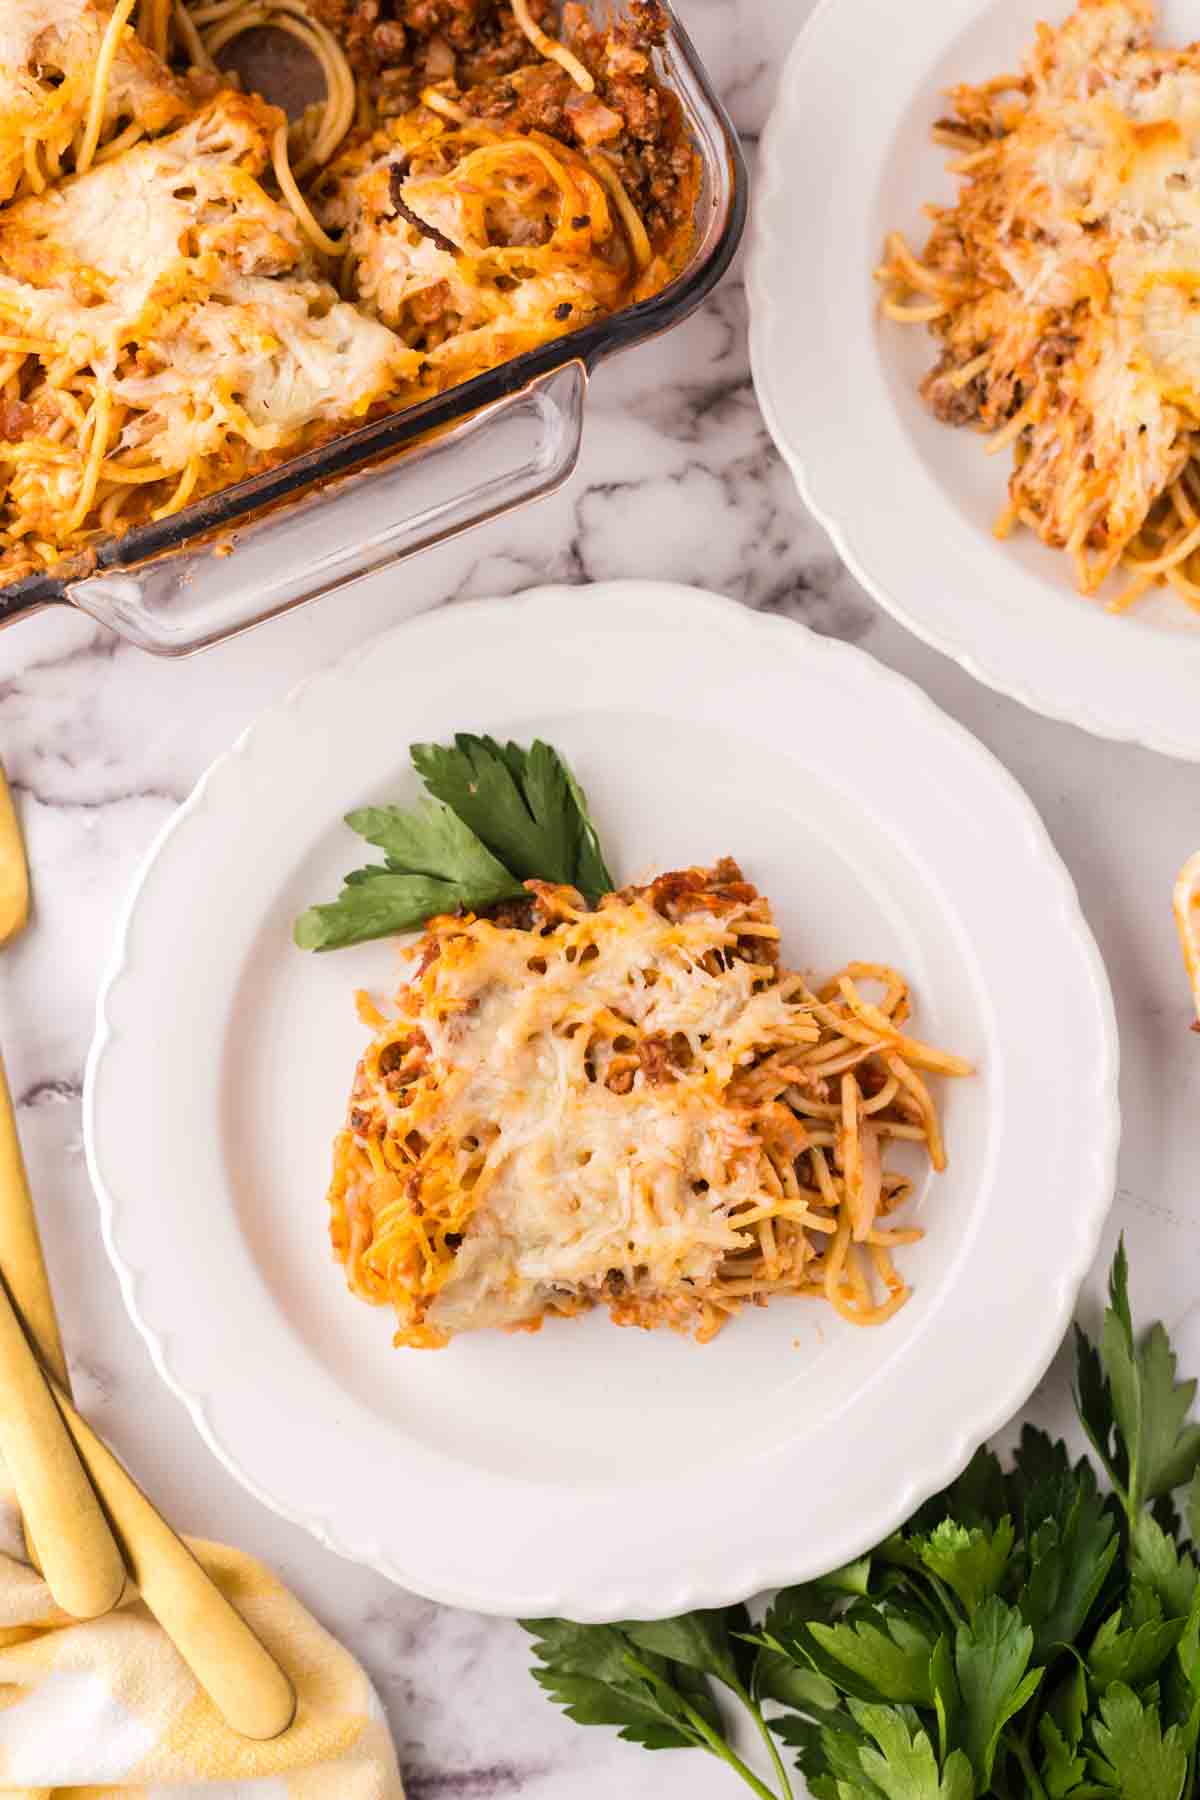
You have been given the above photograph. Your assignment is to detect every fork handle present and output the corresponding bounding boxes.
[49,1383,298,1741]
[0,1275,126,1618]
[0,1049,72,1573]
[0,1055,293,1735]
[0,1054,69,1393]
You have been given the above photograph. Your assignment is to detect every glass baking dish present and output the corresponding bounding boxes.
[0,4,745,655]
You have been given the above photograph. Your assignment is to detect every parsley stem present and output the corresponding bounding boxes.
[741,1689,795,1800]
[623,1657,783,1800]
[679,1702,784,1800]
[1009,1731,1050,1800]
[923,1568,966,1633]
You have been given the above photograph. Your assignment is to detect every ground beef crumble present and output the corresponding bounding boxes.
[307,0,696,250]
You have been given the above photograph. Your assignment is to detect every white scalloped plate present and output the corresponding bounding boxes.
[84,582,1118,1618]
[748,0,1200,760]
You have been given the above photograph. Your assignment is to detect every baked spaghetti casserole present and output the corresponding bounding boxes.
[330,860,971,1346]
[0,0,697,587]
[879,0,1200,614]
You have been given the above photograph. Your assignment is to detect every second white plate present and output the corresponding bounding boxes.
[749,0,1200,760]
[85,582,1117,1618]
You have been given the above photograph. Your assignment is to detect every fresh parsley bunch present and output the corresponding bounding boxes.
[294,733,613,950]
[524,1244,1200,1799]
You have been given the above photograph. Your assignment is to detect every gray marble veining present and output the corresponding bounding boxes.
[2,2,1200,1794]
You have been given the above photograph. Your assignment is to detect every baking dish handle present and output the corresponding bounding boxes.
[63,359,589,656]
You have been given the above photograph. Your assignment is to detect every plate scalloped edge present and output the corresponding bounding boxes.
[84,581,1121,1616]
[746,2,1200,764]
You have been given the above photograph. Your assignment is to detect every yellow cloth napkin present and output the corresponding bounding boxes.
[0,1496,404,1798]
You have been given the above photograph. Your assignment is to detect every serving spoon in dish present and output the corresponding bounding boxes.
[0,765,296,1736]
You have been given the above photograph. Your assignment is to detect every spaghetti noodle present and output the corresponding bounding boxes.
[0,0,695,588]
[509,0,593,94]
[316,112,667,379]
[877,0,1200,615]
[0,0,193,207]
[329,861,971,1347]
[0,91,416,574]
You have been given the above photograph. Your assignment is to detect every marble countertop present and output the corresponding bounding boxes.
[3,1,1200,1793]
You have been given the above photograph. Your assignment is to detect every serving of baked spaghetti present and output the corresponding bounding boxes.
[0,0,696,589]
[877,0,1200,614]
[327,858,971,1347]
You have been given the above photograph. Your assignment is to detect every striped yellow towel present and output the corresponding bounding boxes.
[0,1496,403,1797]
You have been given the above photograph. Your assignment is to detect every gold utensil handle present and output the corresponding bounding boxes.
[0,770,28,946]
[0,768,291,1729]
[50,1383,297,1741]
[0,1276,125,1618]
[0,765,292,1734]
[0,1053,69,1392]
[0,1049,75,1575]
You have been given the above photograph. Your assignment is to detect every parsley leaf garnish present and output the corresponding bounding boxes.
[619,1607,756,1692]
[293,799,523,950]
[1101,1240,1200,1515]
[1087,1593,1186,1690]
[1018,1450,1120,1659]
[953,1597,1042,1787]
[1090,1683,1189,1800]
[1038,1714,1085,1798]
[524,1239,1200,1800]
[411,733,613,899]
[294,735,613,950]
[523,1613,796,1800]
[1034,1662,1090,1797]
[521,1618,720,1750]
[913,1519,1015,1621]
[805,1614,937,1705]
[851,1702,976,1800]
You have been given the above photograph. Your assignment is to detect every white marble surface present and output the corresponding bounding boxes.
[2,2,1200,1794]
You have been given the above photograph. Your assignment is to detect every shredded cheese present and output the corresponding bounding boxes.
[878,0,1200,606]
[0,0,188,204]
[329,862,971,1347]
[316,113,648,388]
[0,0,699,589]
[0,92,417,542]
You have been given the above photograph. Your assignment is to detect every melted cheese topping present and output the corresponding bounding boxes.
[0,0,188,204]
[881,0,1200,594]
[335,872,821,1343]
[0,6,698,590]
[329,861,975,1348]
[0,95,302,347]
[318,114,637,385]
[417,899,807,1333]
[0,93,416,525]
[0,0,83,73]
